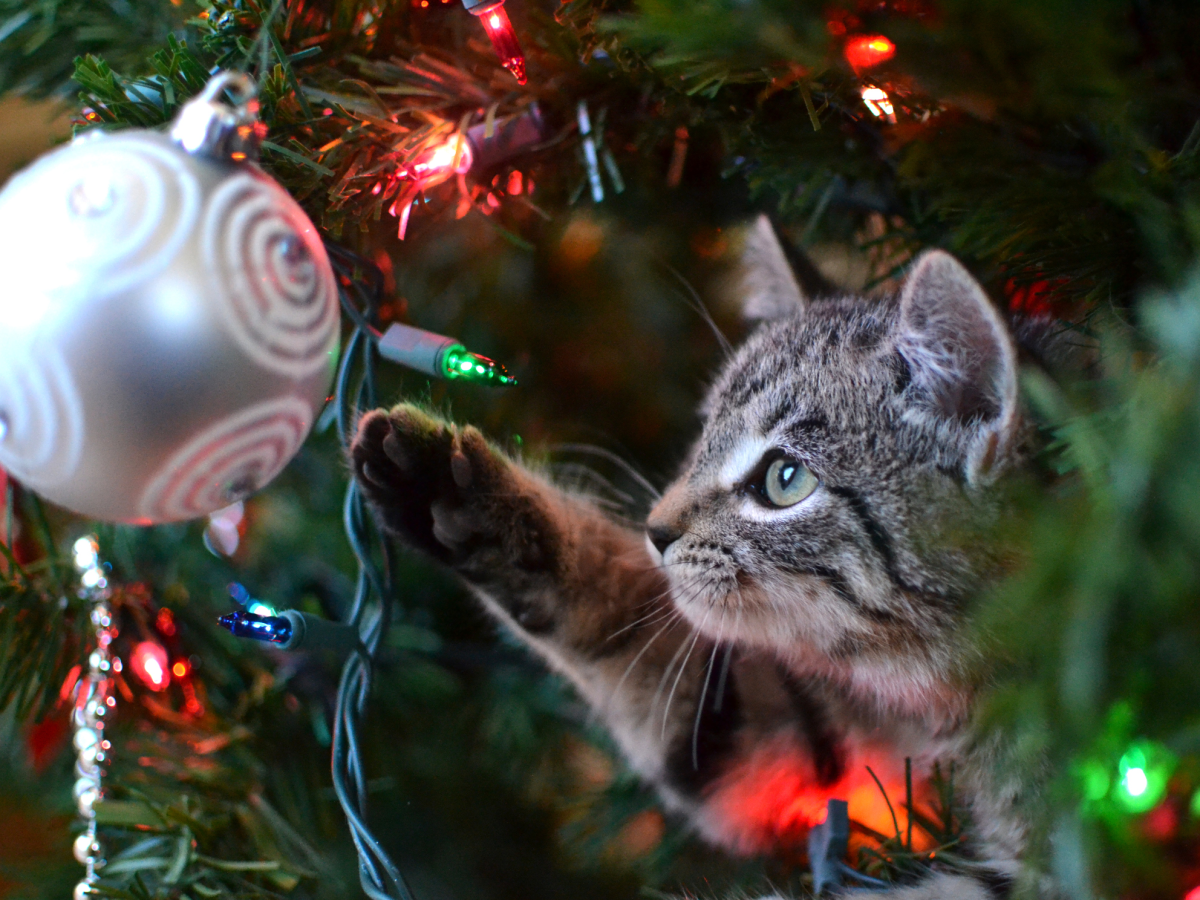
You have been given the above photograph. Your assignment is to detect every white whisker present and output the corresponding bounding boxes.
[691,624,724,770]
[662,602,713,740]
[605,611,684,718]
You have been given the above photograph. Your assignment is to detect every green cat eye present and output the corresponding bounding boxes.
[760,456,818,508]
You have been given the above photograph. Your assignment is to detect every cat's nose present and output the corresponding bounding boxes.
[647,524,683,556]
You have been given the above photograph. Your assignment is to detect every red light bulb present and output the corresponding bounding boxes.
[472,2,526,84]
[131,641,170,691]
[407,134,473,181]
[845,34,895,71]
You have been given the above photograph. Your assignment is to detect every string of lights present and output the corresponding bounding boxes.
[213,240,516,898]
[325,243,414,900]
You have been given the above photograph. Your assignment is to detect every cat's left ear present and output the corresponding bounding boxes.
[897,250,1019,485]
[739,215,809,320]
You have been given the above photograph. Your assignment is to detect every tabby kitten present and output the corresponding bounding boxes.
[351,218,1033,899]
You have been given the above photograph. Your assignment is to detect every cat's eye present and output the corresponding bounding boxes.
[755,456,818,508]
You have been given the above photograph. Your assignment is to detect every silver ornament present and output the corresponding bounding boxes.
[0,72,339,523]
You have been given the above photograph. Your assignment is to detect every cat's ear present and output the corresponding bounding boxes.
[739,215,809,320]
[897,250,1019,484]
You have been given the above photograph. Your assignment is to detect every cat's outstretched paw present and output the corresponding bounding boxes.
[351,404,553,573]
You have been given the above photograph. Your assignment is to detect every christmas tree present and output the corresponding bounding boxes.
[1,1,1199,898]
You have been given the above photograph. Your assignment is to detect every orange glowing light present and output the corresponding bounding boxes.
[844,34,895,71]
[155,607,176,637]
[861,86,896,123]
[413,135,470,175]
[702,738,935,855]
[131,641,170,692]
[172,661,189,678]
[474,3,527,84]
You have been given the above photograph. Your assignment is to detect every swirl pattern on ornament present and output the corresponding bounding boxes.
[138,397,313,522]
[32,134,200,297]
[0,349,84,488]
[203,173,338,378]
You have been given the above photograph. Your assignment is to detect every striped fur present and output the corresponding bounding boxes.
[351,219,1041,897]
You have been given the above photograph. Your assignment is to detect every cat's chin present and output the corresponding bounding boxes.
[665,570,972,722]
[665,567,871,657]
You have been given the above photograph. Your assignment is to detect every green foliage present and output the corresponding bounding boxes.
[974,269,1200,897]
[587,0,1200,306]
[0,495,82,723]
[0,0,188,99]
[2,0,1200,898]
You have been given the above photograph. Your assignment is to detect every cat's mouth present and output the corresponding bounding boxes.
[664,558,873,654]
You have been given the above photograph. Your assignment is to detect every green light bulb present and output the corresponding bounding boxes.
[441,346,517,386]
[1114,740,1174,814]
[377,323,517,385]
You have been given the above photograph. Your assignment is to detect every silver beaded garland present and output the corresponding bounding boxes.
[70,536,116,900]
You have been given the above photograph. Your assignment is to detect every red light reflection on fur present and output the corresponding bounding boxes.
[704,738,934,854]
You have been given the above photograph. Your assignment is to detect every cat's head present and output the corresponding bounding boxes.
[645,218,1024,712]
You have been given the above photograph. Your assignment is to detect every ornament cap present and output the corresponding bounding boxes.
[170,71,266,163]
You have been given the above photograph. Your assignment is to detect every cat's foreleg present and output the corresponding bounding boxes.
[350,404,747,801]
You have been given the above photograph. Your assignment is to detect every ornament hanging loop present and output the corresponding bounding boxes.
[170,71,266,163]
